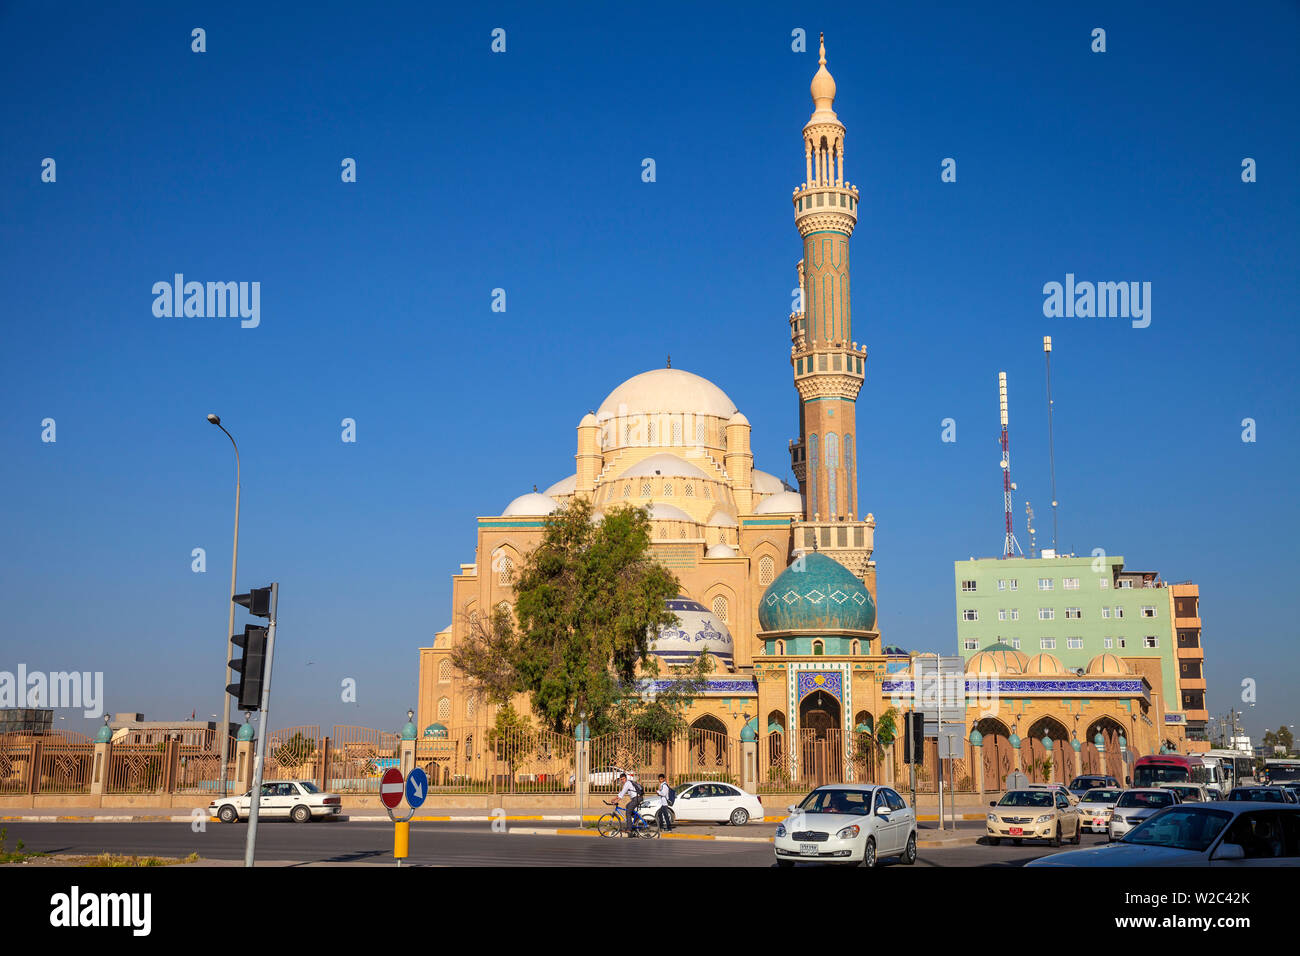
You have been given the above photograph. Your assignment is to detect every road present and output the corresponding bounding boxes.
[0,820,1115,867]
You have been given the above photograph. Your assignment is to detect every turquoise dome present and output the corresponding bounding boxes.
[424,723,448,738]
[237,722,255,742]
[95,724,114,743]
[758,552,876,632]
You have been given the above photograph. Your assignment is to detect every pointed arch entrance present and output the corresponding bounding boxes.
[799,687,844,786]
[687,715,732,778]
[1083,717,1127,780]
[1025,716,1071,783]
[975,717,1014,791]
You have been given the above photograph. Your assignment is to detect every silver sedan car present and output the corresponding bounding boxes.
[1108,788,1178,841]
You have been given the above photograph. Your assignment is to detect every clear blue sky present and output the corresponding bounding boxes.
[2,2,1297,742]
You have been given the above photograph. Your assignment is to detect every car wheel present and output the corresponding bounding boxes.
[901,832,917,865]
[861,837,877,868]
[218,805,239,824]
[776,859,794,868]
[729,807,749,826]
[1012,838,1022,846]
[1072,822,1082,845]
[1052,825,1061,848]
[987,836,1000,846]
[291,805,312,824]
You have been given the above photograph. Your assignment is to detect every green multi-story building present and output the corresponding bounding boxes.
[953,553,1202,742]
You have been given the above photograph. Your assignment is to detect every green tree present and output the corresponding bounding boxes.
[452,498,680,733]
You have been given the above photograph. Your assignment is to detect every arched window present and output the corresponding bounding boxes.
[851,640,860,655]
[808,434,819,516]
[437,697,451,719]
[776,640,785,655]
[702,483,712,499]
[647,421,656,444]
[623,483,630,497]
[759,555,775,586]
[641,480,652,497]
[438,659,452,683]
[679,525,687,539]
[625,423,634,445]
[845,434,854,491]
[498,554,513,587]
[671,420,683,445]
[496,601,510,617]
[466,695,477,720]
[812,640,825,656]
[697,420,707,443]
[663,482,673,496]
[711,595,729,623]
[684,482,694,497]
[826,433,839,518]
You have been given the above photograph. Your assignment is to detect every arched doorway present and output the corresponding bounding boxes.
[1025,717,1071,783]
[763,710,787,788]
[853,710,875,782]
[975,717,1014,791]
[688,715,731,778]
[799,691,843,786]
[1084,717,1127,780]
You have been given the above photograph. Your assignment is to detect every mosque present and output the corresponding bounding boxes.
[415,38,1162,789]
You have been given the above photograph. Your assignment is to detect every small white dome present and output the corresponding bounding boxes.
[753,490,803,514]
[751,469,790,494]
[543,474,577,497]
[619,453,709,479]
[579,412,597,427]
[728,411,750,426]
[645,502,693,522]
[651,596,734,670]
[707,510,738,527]
[597,368,737,420]
[705,543,737,558]
[502,492,559,517]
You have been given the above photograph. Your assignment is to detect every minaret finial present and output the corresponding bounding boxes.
[666,354,671,368]
[819,32,826,66]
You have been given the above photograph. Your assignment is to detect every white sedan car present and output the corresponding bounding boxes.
[1109,788,1179,840]
[209,780,342,823]
[640,781,764,826]
[1076,787,1124,833]
[1028,802,1300,866]
[773,784,918,867]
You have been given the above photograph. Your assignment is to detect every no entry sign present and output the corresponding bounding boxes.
[380,767,405,809]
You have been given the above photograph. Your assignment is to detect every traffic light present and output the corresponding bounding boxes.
[904,711,926,764]
[233,587,272,618]
[228,624,268,710]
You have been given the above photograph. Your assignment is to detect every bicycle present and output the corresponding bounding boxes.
[596,800,660,838]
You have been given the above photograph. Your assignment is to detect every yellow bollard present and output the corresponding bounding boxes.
[394,820,409,864]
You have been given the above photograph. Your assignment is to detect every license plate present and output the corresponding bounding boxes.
[799,843,818,855]
[1009,827,1023,836]
[1094,817,1104,827]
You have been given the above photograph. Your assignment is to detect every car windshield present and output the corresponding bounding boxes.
[799,789,873,815]
[1122,807,1231,852]
[1082,789,1121,803]
[1230,789,1283,802]
[1072,778,1107,789]
[297,781,320,794]
[1117,791,1175,808]
[998,791,1054,808]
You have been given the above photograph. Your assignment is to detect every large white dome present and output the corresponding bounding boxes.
[619,453,710,479]
[501,492,560,517]
[650,596,734,670]
[597,369,737,420]
[751,469,792,494]
[543,474,577,497]
[753,490,803,514]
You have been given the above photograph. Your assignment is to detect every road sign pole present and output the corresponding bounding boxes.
[936,663,944,832]
[244,582,278,868]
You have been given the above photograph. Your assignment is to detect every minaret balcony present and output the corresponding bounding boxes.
[793,184,859,236]
[792,344,866,400]
[793,518,875,576]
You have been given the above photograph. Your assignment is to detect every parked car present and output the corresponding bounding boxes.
[209,780,342,823]
[1076,787,1124,833]
[1026,783,1079,805]
[773,784,917,867]
[566,765,634,789]
[640,780,763,826]
[1159,783,1211,804]
[1068,775,1121,799]
[986,789,1081,846]
[1278,784,1300,804]
[1227,786,1293,803]
[1109,788,1178,840]
[1028,802,1300,866]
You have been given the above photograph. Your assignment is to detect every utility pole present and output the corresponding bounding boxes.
[244,583,279,867]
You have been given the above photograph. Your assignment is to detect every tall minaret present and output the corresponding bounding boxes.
[789,34,866,522]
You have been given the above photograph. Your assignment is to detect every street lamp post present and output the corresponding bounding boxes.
[208,414,240,797]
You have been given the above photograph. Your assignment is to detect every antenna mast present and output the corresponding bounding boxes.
[999,372,1022,558]
[1044,336,1059,551]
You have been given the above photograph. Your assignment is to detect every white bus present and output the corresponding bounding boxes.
[1203,749,1256,790]
[1263,758,1300,786]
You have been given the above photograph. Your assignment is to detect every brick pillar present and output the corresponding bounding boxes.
[26,741,42,795]
[400,737,415,777]
[319,738,331,792]
[91,740,110,795]
[236,738,255,792]
[742,739,757,792]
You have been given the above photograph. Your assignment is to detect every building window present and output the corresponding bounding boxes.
[961,580,977,592]
[1040,638,1056,650]
[808,434,818,516]
[1101,607,1110,619]
[1119,579,1133,589]
[697,420,707,443]
[1099,577,1109,589]
[1114,607,1124,619]
[623,484,630,498]
[1104,637,1113,649]
[438,660,452,683]
[1038,608,1055,621]
[997,609,1007,621]
[1010,638,1022,650]
[647,421,656,444]
[711,595,729,623]
[1144,635,1159,648]
[1117,637,1127,649]
[671,421,682,445]
[826,433,839,517]
[759,556,775,586]
[437,697,450,720]
[1038,578,1054,591]
[497,601,510,616]
[776,640,785,654]
[466,695,476,720]
[812,640,824,656]
[684,482,694,497]
[851,640,860,654]
[997,579,1006,591]
[1063,578,1080,590]
[641,480,652,497]
[1067,637,1083,650]
[1009,579,1018,591]
[962,609,978,622]
[963,639,978,651]
[663,482,673,496]
[498,554,513,587]
[1009,609,1019,621]
[1141,606,1156,618]
[1065,607,1081,619]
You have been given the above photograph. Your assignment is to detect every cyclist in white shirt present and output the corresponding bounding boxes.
[615,773,642,836]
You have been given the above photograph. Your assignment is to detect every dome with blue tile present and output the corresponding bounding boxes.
[649,596,734,670]
[758,551,876,632]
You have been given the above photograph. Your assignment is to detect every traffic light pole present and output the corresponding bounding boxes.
[244,582,278,868]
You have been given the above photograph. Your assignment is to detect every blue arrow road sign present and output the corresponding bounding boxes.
[405,767,428,809]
